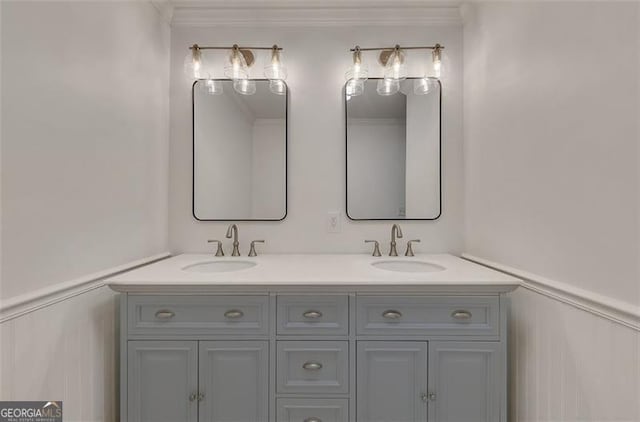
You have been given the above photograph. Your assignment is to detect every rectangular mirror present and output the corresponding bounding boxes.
[193,79,287,221]
[345,78,441,220]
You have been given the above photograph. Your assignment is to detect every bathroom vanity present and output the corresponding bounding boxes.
[108,254,519,422]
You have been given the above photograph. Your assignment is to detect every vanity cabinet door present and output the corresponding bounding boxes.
[357,341,428,422]
[428,342,501,422]
[199,341,269,422]
[127,341,198,422]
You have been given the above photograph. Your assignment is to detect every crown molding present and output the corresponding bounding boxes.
[170,3,463,27]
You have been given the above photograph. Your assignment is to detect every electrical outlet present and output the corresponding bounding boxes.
[327,211,341,233]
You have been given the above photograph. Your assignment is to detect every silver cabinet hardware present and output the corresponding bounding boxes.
[304,418,322,422]
[451,310,472,320]
[155,310,175,320]
[428,392,437,401]
[389,224,403,256]
[302,361,323,371]
[197,393,205,402]
[224,309,244,319]
[421,393,428,403]
[364,240,381,257]
[189,393,198,402]
[303,310,323,319]
[226,224,241,256]
[382,310,403,320]
[248,240,265,257]
[405,239,421,257]
[207,239,225,257]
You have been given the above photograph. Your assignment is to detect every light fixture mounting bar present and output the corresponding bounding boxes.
[349,45,444,52]
[189,45,283,51]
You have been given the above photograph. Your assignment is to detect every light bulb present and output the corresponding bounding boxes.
[432,44,442,78]
[383,48,407,81]
[184,44,203,79]
[269,79,286,95]
[345,47,368,85]
[224,46,249,80]
[377,78,399,96]
[346,79,364,97]
[413,77,431,95]
[234,78,256,95]
[265,46,287,81]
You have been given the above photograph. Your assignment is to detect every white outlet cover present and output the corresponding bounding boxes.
[327,211,341,233]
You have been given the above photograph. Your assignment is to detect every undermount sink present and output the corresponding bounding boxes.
[182,260,257,273]
[371,260,446,273]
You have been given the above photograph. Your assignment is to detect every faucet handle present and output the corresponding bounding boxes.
[207,240,225,257]
[405,239,421,257]
[365,240,382,257]
[248,240,265,257]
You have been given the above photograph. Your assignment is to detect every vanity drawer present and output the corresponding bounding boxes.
[127,295,269,337]
[277,341,349,394]
[277,398,349,422]
[356,296,499,337]
[277,295,349,335]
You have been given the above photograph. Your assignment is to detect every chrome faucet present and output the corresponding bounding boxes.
[225,224,240,256]
[389,224,403,256]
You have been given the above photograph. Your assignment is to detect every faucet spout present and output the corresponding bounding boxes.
[226,224,240,256]
[390,224,403,256]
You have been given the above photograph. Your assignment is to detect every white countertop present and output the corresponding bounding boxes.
[107,254,520,294]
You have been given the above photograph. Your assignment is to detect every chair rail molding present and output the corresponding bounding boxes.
[462,253,640,331]
[0,252,171,323]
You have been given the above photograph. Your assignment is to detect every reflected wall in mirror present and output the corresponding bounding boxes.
[346,78,441,220]
[193,79,287,221]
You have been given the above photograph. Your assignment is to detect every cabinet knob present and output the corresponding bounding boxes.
[302,361,323,371]
[155,310,175,320]
[451,310,472,320]
[197,393,205,402]
[382,310,403,320]
[189,393,197,402]
[304,418,322,422]
[421,392,436,402]
[303,310,323,319]
[224,309,244,319]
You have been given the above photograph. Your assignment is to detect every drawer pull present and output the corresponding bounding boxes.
[451,310,472,320]
[382,310,403,320]
[303,310,323,319]
[155,310,175,320]
[304,418,322,422]
[302,361,323,371]
[224,309,244,319]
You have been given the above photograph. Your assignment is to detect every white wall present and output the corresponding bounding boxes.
[463,2,640,421]
[347,118,406,219]
[0,1,170,419]
[170,24,463,254]
[463,1,639,307]
[1,1,170,301]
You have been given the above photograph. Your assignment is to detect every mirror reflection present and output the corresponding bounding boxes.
[346,78,441,220]
[193,79,287,221]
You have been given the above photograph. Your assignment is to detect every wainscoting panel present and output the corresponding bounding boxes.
[509,287,640,422]
[0,286,117,421]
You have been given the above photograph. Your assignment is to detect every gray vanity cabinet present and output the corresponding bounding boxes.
[199,341,269,422]
[127,341,198,422]
[121,293,507,422]
[356,341,428,422]
[428,342,501,422]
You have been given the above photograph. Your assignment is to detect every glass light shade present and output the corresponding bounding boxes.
[184,47,203,79]
[345,62,368,82]
[265,49,287,81]
[269,79,286,95]
[201,78,223,95]
[224,49,249,80]
[383,50,407,81]
[346,79,364,97]
[377,78,400,96]
[233,78,256,95]
[413,77,432,95]
[432,46,443,78]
